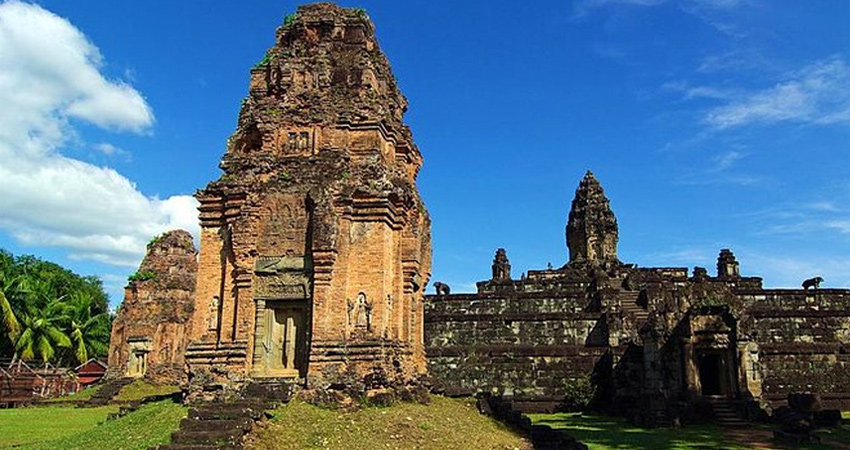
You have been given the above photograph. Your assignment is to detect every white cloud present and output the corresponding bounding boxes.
[671,148,762,186]
[748,200,850,243]
[663,80,740,101]
[704,57,850,129]
[826,221,850,234]
[744,251,850,288]
[0,1,199,268]
[93,142,123,156]
[574,0,744,18]
[710,150,743,172]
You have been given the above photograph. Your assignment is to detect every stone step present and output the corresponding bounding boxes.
[706,399,749,428]
[178,418,253,432]
[243,382,293,402]
[156,444,240,450]
[171,428,246,446]
[87,378,136,405]
[188,406,267,421]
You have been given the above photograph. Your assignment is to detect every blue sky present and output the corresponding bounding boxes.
[1,0,849,306]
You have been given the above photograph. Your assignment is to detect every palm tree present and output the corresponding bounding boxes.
[59,292,110,364]
[0,274,21,354]
[14,299,71,364]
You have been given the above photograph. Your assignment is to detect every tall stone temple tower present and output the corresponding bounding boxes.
[566,171,619,266]
[185,3,431,389]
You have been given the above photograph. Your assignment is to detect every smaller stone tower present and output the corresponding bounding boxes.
[491,248,511,281]
[566,171,619,265]
[717,248,740,279]
[107,230,197,383]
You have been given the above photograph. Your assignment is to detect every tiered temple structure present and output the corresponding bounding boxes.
[105,3,850,427]
[182,3,431,391]
[425,171,850,424]
[108,230,197,383]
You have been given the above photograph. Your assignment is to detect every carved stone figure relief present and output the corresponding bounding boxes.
[355,292,372,331]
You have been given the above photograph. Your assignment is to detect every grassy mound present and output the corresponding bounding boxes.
[42,384,100,403]
[0,400,186,450]
[245,395,531,450]
[114,379,180,401]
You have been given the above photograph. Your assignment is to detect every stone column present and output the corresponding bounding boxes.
[681,337,698,399]
[251,299,266,375]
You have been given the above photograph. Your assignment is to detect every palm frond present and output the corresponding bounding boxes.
[46,326,71,348]
[0,290,20,339]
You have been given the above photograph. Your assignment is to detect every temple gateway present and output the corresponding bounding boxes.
[107,2,849,426]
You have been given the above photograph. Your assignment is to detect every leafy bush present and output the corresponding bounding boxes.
[283,12,298,27]
[128,271,156,283]
[561,375,595,412]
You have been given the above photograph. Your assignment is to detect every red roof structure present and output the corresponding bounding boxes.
[73,359,107,386]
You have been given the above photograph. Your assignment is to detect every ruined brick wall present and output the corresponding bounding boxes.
[741,289,850,408]
[425,277,617,412]
[107,230,197,384]
[186,3,430,390]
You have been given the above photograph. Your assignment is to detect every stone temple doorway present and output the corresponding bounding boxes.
[256,301,308,378]
[697,351,732,397]
[126,337,151,378]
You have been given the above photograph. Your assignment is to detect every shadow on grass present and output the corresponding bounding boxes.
[817,423,850,447]
[531,413,850,450]
[529,413,742,450]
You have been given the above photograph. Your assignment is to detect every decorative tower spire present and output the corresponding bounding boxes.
[566,171,619,265]
[492,248,511,281]
[717,248,740,279]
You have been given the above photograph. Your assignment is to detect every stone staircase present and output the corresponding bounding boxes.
[87,377,134,406]
[619,292,648,327]
[154,381,293,450]
[705,396,747,428]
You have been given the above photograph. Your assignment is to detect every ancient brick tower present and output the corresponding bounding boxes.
[185,3,431,389]
[108,230,197,383]
[566,171,619,265]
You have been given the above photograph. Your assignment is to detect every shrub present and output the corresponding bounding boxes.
[561,375,595,412]
[128,271,156,283]
[283,12,298,27]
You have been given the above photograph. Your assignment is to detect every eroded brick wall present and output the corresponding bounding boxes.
[107,230,197,384]
[425,291,607,411]
[743,290,850,408]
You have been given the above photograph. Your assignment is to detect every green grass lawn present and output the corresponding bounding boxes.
[246,395,531,450]
[0,405,118,447]
[528,412,750,450]
[0,400,186,450]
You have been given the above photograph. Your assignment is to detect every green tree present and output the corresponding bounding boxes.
[0,264,22,355]
[59,292,110,364]
[0,289,21,346]
[14,299,72,364]
[0,249,112,365]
